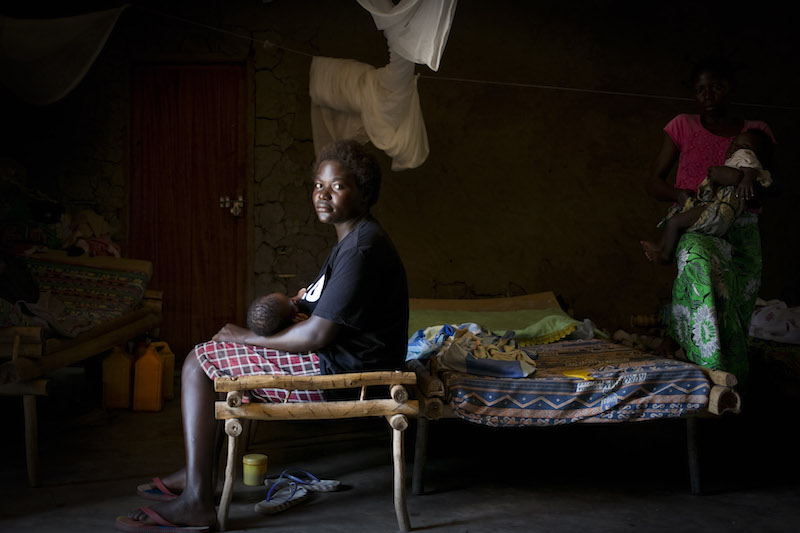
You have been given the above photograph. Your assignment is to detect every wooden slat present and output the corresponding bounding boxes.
[707,385,741,415]
[214,371,416,392]
[0,341,43,358]
[0,327,43,344]
[43,308,155,354]
[420,397,444,420]
[0,327,44,359]
[215,399,419,421]
[16,250,153,276]
[699,367,738,388]
[142,289,164,313]
[0,311,161,384]
[406,359,444,398]
[0,379,50,396]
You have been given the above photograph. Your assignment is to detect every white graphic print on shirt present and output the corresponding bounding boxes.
[303,274,326,303]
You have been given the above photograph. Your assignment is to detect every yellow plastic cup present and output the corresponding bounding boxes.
[242,454,268,486]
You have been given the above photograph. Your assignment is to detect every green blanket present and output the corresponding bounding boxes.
[408,307,581,345]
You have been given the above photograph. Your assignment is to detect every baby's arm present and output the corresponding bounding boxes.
[706,165,743,186]
[707,166,762,200]
[735,168,761,200]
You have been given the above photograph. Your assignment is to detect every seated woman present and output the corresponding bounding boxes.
[116,140,409,532]
[645,57,775,382]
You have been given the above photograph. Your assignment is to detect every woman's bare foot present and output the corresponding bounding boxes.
[138,469,187,498]
[156,469,187,493]
[129,494,216,529]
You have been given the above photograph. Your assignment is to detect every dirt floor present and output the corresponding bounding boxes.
[1,363,799,533]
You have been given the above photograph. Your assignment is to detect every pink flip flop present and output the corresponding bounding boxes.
[136,478,181,502]
[115,506,212,532]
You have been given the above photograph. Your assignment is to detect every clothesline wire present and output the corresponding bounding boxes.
[136,5,799,112]
[418,75,694,103]
[418,75,800,111]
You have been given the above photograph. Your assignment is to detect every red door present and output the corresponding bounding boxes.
[130,63,248,359]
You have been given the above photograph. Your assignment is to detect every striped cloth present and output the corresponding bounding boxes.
[444,339,711,427]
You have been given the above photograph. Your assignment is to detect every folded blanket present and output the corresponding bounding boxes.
[437,328,538,378]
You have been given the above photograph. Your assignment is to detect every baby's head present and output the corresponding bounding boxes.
[247,293,297,337]
[726,129,774,167]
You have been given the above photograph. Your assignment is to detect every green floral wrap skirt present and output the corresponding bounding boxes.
[668,213,762,381]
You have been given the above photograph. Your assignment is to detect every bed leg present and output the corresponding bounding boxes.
[23,394,39,487]
[217,419,242,531]
[686,417,701,495]
[412,417,428,496]
[388,414,411,532]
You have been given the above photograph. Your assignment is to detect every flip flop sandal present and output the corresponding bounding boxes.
[136,477,181,502]
[254,479,310,515]
[266,468,341,493]
[115,506,212,532]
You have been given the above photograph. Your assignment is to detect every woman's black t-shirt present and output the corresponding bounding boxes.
[297,217,409,375]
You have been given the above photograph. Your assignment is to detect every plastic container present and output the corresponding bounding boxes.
[150,341,175,400]
[133,340,149,359]
[102,346,133,409]
[242,454,268,486]
[133,345,164,411]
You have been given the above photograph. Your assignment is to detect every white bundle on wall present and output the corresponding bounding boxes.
[310,0,457,171]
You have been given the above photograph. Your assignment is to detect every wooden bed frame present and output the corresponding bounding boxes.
[405,291,742,496]
[0,251,163,486]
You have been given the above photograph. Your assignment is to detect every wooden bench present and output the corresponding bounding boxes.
[213,370,418,531]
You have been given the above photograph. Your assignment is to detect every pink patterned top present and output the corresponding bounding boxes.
[664,114,775,192]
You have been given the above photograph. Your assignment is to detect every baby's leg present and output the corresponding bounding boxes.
[641,204,708,264]
[640,239,664,263]
[659,205,706,263]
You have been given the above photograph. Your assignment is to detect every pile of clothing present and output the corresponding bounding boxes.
[407,323,539,378]
[749,299,800,345]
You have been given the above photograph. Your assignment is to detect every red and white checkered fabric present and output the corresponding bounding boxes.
[195,340,324,403]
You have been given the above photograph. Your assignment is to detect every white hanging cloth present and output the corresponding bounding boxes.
[310,50,427,171]
[356,0,457,72]
[309,0,457,171]
[0,6,128,105]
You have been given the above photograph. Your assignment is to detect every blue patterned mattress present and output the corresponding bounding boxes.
[443,339,711,427]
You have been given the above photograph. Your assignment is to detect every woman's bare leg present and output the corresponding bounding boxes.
[128,352,218,527]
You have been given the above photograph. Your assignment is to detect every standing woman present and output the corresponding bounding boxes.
[646,57,775,382]
[116,140,409,531]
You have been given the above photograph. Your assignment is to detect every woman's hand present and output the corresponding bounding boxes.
[646,133,681,202]
[676,189,695,206]
[212,323,252,344]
